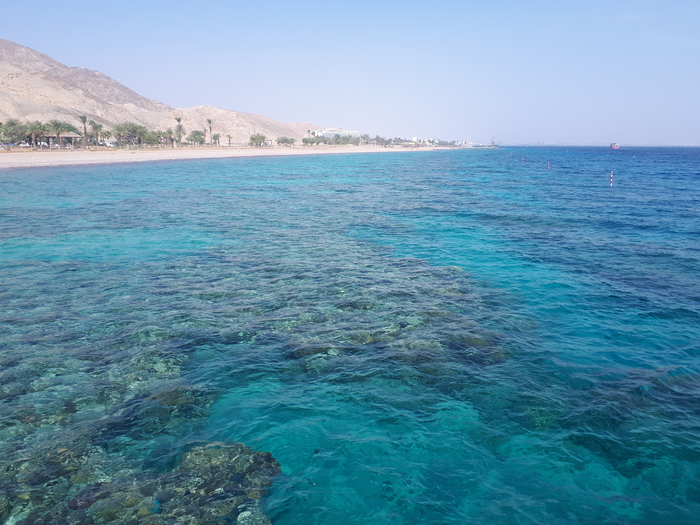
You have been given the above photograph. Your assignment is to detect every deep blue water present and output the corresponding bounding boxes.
[1,147,699,524]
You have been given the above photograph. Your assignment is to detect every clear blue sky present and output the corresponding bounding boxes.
[2,0,698,144]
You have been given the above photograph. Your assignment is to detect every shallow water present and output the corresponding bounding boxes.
[1,148,699,524]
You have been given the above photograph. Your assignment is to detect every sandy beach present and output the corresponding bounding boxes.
[0,145,435,171]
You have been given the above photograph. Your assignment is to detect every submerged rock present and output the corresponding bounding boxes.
[95,386,215,446]
[237,503,272,525]
[2,441,280,524]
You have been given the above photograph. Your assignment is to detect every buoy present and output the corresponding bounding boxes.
[548,162,550,170]
[610,171,613,188]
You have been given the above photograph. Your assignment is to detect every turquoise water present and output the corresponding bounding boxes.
[1,148,699,524]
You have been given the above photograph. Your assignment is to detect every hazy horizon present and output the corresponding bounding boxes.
[2,0,698,145]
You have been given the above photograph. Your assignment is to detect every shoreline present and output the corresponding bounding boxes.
[0,145,447,171]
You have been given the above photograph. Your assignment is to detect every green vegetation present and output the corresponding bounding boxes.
[174,117,185,146]
[1,119,27,145]
[47,120,79,148]
[187,130,205,146]
[112,122,148,148]
[0,115,329,152]
[249,133,267,147]
[358,134,457,148]
[143,130,162,146]
[26,121,47,149]
[0,114,230,150]
[276,136,295,146]
[78,115,88,148]
[302,134,360,146]
[111,123,127,148]
[0,118,82,149]
[89,120,103,146]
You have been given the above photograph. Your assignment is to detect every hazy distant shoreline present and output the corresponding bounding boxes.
[0,145,448,171]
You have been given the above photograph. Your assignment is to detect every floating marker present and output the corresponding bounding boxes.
[522,157,524,163]
[610,171,613,188]
[548,162,550,170]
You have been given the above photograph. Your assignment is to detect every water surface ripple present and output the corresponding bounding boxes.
[1,148,699,524]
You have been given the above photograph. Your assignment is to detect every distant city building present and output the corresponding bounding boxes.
[310,128,360,139]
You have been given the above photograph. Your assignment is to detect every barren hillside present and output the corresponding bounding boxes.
[0,39,321,142]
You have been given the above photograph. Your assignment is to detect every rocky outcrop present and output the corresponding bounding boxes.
[1,439,280,524]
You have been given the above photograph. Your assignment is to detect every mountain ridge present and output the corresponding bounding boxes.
[0,38,321,142]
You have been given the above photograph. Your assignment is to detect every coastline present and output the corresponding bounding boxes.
[0,145,443,171]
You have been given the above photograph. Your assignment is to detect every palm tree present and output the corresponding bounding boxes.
[133,124,147,148]
[187,130,205,147]
[112,123,128,149]
[165,128,174,148]
[206,119,212,145]
[174,117,184,147]
[25,121,46,149]
[89,120,103,146]
[102,130,112,145]
[37,122,50,150]
[226,134,232,147]
[78,116,89,148]
[47,120,71,150]
[1,119,26,149]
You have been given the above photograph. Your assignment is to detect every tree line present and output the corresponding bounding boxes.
[0,119,81,149]
[2,116,417,151]
[361,135,457,147]
[248,135,297,147]
[0,116,231,150]
[302,134,361,146]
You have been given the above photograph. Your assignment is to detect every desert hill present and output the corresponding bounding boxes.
[0,39,320,142]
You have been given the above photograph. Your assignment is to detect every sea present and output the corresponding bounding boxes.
[1,147,699,524]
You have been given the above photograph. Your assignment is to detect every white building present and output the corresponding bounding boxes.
[310,128,360,139]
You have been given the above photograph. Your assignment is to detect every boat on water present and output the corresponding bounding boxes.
[610,143,620,149]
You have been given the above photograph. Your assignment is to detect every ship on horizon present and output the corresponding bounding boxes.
[610,143,620,149]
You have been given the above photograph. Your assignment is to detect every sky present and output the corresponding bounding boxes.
[2,0,698,145]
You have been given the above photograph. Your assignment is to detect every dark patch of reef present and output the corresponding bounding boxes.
[0,368,280,524]
[0,220,517,523]
[1,428,279,525]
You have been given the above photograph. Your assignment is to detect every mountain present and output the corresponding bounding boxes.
[0,39,320,142]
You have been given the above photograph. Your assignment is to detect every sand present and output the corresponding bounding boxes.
[0,145,435,171]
